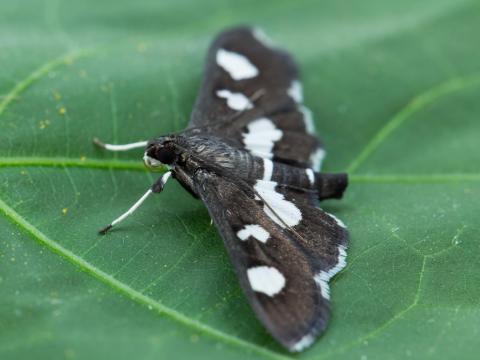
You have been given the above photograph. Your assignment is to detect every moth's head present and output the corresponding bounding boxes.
[143,136,177,169]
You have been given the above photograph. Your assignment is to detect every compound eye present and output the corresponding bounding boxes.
[156,146,176,165]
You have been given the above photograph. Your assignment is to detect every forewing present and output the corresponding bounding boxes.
[188,26,325,169]
[193,169,348,352]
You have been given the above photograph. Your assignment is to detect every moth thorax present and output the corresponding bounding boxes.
[213,154,236,168]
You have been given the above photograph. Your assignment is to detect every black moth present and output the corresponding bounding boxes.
[95,26,348,352]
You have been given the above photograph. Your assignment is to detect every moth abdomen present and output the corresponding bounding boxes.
[260,159,347,201]
[315,172,348,200]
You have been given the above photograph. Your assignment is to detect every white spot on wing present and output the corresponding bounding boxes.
[216,49,259,80]
[247,266,286,296]
[327,212,347,228]
[237,224,269,243]
[252,27,274,47]
[254,180,302,228]
[310,148,326,171]
[242,118,282,159]
[300,105,315,134]
[291,334,315,352]
[314,245,347,300]
[216,89,253,111]
[306,168,315,185]
[288,80,303,103]
[262,158,273,181]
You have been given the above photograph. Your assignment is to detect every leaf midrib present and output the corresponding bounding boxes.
[1,156,479,184]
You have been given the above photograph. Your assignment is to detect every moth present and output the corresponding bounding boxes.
[95,26,349,352]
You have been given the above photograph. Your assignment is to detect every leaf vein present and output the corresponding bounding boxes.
[0,50,93,118]
[346,73,480,173]
[0,197,289,360]
[319,256,427,359]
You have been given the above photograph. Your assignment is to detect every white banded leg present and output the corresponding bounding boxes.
[93,137,148,151]
[99,171,172,234]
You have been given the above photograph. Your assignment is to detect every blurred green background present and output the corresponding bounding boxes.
[1,0,479,359]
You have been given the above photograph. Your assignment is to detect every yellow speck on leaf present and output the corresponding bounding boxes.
[80,155,86,161]
[39,119,51,129]
[190,334,199,343]
[62,208,68,215]
[53,91,62,101]
[64,349,75,359]
[137,42,148,52]
[59,107,67,115]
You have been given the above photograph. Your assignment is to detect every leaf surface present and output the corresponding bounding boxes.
[1,1,479,359]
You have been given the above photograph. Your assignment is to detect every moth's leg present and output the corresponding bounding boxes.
[93,137,148,152]
[171,167,199,198]
[99,171,172,234]
[250,88,266,102]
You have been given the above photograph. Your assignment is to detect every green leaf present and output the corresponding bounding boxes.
[1,1,479,359]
